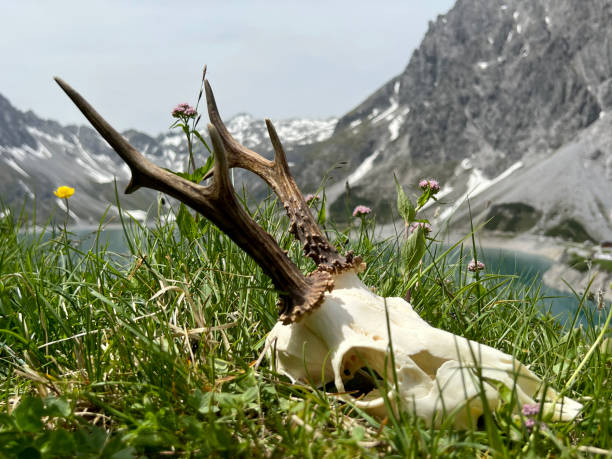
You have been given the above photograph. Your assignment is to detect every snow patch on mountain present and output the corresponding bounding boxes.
[19,180,35,199]
[439,161,524,221]
[162,133,183,147]
[4,158,28,177]
[26,126,72,149]
[388,108,410,141]
[372,98,399,124]
[346,149,381,186]
[225,114,337,148]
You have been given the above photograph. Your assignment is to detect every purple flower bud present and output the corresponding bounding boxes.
[467,259,485,272]
[352,205,372,217]
[521,403,540,417]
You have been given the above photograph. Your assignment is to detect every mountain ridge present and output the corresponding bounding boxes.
[0,91,337,225]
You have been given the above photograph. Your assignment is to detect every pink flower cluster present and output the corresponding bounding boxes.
[521,404,541,417]
[352,205,371,217]
[418,179,440,194]
[467,259,485,272]
[409,222,432,234]
[304,193,319,204]
[521,403,546,432]
[172,102,197,119]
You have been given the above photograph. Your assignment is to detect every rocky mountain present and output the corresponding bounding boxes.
[0,93,336,225]
[3,0,612,243]
[294,0,612,242]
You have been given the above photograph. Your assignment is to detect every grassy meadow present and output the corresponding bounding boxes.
[0,193,610,458]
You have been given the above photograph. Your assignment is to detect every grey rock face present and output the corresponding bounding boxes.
[295,0,612,239]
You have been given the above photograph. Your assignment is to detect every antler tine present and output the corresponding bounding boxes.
[204,80,273,176]
[205,79,365,274]
[54,77,333,324]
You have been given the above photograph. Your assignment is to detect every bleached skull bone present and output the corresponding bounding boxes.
[267,271,582,428]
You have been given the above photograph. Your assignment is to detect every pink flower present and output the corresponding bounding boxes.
[524,417,547,432]
[352,205,372,217]
[521,404,541,417]
[419,179,440,194]
[304,193,319,204]
[467,259,485,272]
[172,103,197,119]
[409,222,432,234]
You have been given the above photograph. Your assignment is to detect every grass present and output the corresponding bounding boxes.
[0,197,610,458]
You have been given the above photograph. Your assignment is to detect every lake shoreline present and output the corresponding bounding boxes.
[378,222,611,303]
[441,231,564,262]
[442,230,612,303]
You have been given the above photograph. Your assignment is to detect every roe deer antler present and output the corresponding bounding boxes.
[204,81,364,275]
[54,77,333,324]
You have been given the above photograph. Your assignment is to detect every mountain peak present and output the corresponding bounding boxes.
[293,0,612,239]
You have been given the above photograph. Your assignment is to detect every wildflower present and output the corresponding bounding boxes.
[524,417,547,432]
[53,186,75,199]
[409,222,432,234]
[352,205,372,217]
[521,403,546,432]
[467,259,485,272]
[305,193,319,204]
[172,102,197,119]
[521,403,541,417]
[419,179,440,194]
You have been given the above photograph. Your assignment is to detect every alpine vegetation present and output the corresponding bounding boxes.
[53,69,583,427]
[0,70,609,457]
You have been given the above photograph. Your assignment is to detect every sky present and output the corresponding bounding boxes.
[1,1,455,135]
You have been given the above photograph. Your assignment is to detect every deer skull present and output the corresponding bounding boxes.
[267,270,582,428]
[56,73,582,429]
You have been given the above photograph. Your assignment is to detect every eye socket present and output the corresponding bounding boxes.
[343,368,384,398]
[477,414,486,430]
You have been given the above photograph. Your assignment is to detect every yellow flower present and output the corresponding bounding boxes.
[53,186,75,199]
